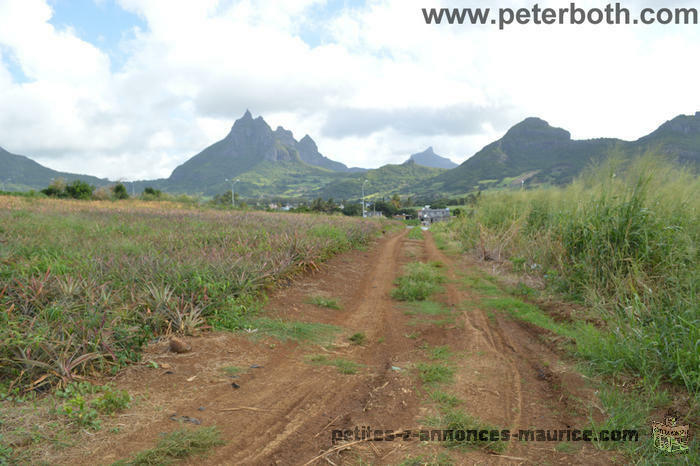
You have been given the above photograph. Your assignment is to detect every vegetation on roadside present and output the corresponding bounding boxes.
[436,156,699,394]
[112,426,224,465]
[433,156,699,462]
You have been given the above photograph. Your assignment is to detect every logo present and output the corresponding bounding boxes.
[651,415,690,454]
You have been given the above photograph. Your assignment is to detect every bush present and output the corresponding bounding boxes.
[65,180,94,200]
[113,183,129,200]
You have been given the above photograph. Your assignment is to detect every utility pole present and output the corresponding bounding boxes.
[362,179,369,217]
[226,178,240,207]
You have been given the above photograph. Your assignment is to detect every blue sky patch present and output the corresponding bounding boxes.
[48,0,147,71]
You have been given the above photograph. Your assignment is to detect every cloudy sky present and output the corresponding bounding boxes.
[0,0,698,180]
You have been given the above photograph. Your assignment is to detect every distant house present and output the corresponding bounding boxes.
[419,206,451,225]
[364,211,384,218]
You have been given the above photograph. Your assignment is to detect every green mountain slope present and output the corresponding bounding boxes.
[630,111,700,165]
[164,111,442,198]
[166,111,356,195]
[418,112,700,196]
[315,159,445,200]
[0,146,109,191]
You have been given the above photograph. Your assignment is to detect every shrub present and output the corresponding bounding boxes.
[113,183,129,200]
[64,180,94,200]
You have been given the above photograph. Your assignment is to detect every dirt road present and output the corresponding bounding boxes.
[53,229,618,465]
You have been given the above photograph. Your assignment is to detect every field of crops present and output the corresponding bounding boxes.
[436,156,700,396]
[0,197,381,394]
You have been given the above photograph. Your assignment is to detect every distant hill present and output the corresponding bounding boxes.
[630,111,700,165]
[418,112,700,196]
[418,118,621,195]
[406,147,457,169]
[0,146,109,191]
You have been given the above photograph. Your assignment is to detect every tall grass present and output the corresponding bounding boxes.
[0,198,380,393]
[438,156,699,394]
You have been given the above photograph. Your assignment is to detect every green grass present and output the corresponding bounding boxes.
[585,382,699,464]
[423,407,506,453]
[246,318,340,344]
[307,295,341,310]
[407,227,424,240]
[112,426,224,465]
[459,274,502,296]
[426,345,453,361]
[306,355,361,374]
[416,363,455,385]
[429,389,462,408]
[481,296,575,338]
[392,262,445,301]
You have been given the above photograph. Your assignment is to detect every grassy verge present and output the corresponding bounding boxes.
[434,156,699,395]
[434,216,700,464]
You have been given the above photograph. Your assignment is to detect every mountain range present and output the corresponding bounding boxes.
[418,112,700,195]
[1,111,699,200]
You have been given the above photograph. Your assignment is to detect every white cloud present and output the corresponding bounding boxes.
[0,0,698,180]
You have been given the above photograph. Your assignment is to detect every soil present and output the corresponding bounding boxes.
[46,229,623,465]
